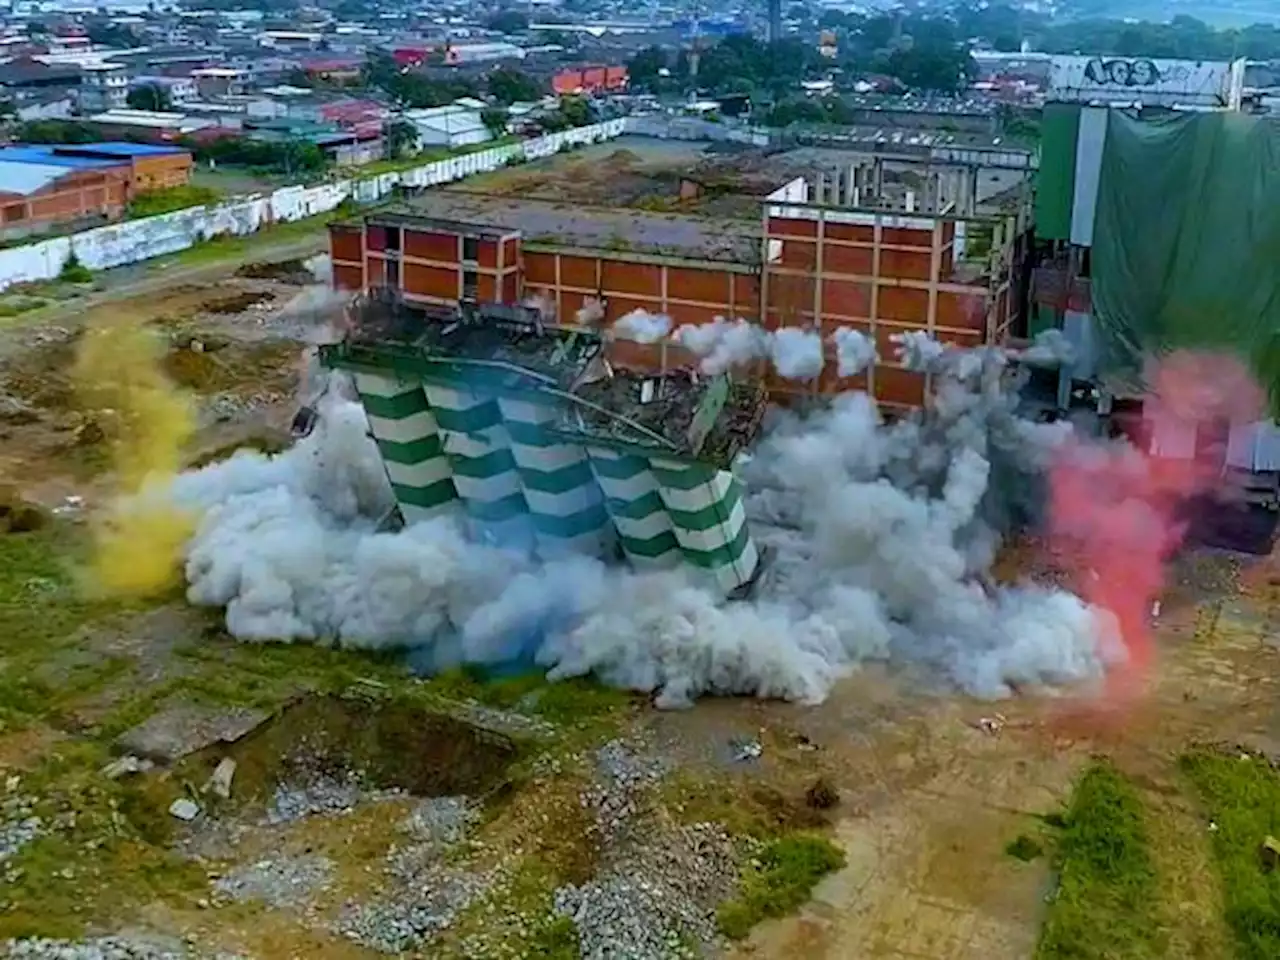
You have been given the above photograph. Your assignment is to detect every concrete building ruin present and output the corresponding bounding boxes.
[328,147,1031,410]
[319,291,768,595]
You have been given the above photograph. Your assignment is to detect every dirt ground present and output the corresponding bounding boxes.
[1,251,1278,958]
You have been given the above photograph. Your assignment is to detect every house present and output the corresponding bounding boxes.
[0,144,129,240]
[130,75,198,103]
[0,58,81,94]
[1,142,193,193]
[78,62,130,112]
[190,67,246,98]
[88,108,215,141]
[405,103,491,148]
[302,57,363,85]
[14,92,75,121]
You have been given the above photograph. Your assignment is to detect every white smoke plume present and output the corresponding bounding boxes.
[676,318,769,375]
[1016,329,1076,368]
[768,328,825,380]
[575,298,605,327]
[830,328,878,378]
[613,308,672,344]
[160,335,1120,708]
[675,318,825,381]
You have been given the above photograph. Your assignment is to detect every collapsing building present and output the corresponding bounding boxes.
[318,291,768,596]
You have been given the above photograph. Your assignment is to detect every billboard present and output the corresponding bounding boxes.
[1047,56,1245,109]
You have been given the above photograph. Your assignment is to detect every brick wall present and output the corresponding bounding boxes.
[0,168,130,239]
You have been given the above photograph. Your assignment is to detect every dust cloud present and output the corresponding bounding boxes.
[72,315,196,597]
[142,325,1149,708]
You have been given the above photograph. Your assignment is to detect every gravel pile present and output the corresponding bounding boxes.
[553,821,740,960]
[401,796,480,845]
[0,789,43,865]
[3,939,184,960]
[265,770,401,825]
[581,740,669,845]
[212,854,333,908]
[335,863,508,954]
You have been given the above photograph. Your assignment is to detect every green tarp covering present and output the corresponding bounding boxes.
[1036,103,1080,242]
[1091,111,1280,392]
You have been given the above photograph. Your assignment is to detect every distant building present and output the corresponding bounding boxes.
[190,67,247,98]
[443,42,526,66]
[552,65,627,96]
[0,141,192,240]
[302,57,363,86]
[405,104,492,148]
[79,62,129,112]
[88,107,215,141]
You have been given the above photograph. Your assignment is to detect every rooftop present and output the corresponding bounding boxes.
[392,192,760,264]
[0,145,125,170]
[0,160,72,196]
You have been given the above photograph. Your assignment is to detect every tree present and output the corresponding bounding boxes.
[486,10,528,34]
[16,120,99,144]
[481,106,510,138]
[86,22,142,48]
[487,67,542,105]
[557,96,594,128]
[627,46,672,93]
[127,83,173,112]
[364,52,480,108]
[384,118,418,159]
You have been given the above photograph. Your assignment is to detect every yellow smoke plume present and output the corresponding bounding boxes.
[73,315,196,598]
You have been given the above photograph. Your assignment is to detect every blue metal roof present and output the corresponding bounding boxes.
[0,146,123,170]
[64,142,187,157]
[0,161,70,197]
[0,142,187,171]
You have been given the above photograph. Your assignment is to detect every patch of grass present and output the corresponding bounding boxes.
[0,296,46,318]
[127,184,221,219]
[58,252,92,284]
[716,833,845,939]
[168,211,331,268]
[1036,760,1161,959]
[419,667,632,727]
[0,740,206,939]
[1181,750,1280,960]
[1007,833,1045,862]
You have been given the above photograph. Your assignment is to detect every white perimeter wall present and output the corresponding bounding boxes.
[0,118,627,291]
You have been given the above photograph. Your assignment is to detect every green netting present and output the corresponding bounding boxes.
[1091,110,1280,401]
[1035,103,1080,243]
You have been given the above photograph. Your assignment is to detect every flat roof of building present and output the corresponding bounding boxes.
[396,192,760,264]
[0,160,72,196]
[0,146,124,170]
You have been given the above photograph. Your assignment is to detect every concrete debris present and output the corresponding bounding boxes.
[1261,835,1280,872]
[3,938,188,959]
[972,714,1006,736]
[117,701,270,764]
[212,854,333,908]
[168,798,202,822]
[100,756,154,780]
[206,758,237,800]
[730,738,763,763]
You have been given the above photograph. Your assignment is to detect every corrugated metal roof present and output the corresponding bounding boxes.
[60,141,187,157]
[0,160,70,196]
[0,146,122,170]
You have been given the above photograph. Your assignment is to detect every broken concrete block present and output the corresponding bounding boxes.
[100,755,154,780]
[169,798,202,822]
[117,700,269,764]
[206,757,237,800]
[1261,835,1280,872]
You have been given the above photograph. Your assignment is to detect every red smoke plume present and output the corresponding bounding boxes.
[1047,352,1263,699]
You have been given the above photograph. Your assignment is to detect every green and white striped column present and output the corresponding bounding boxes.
[587,447,681,570]
[422,382,534,550]
[649,459,759,595]
[495,396,613,559]
[352,372,458,525]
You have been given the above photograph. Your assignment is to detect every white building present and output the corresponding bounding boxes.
[405,103,492,148]
[79,62,129,112]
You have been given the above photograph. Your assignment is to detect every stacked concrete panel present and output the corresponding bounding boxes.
[352,372,458,523]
